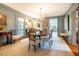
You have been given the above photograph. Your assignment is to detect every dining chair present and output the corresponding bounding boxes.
[42,30,53,47]
[28,29,41,52]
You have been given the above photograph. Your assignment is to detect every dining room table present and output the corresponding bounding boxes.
[34,31,48,47]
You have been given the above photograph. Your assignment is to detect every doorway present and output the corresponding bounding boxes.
[49,18,58,37]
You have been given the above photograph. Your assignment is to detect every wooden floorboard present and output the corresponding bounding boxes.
[62,37,78,56]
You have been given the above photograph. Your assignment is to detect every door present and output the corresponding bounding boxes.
[49,18,58,37]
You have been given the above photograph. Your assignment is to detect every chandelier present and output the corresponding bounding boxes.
[37,8,45,30]
[38,8,45,22]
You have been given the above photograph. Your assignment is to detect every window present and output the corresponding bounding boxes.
[17,17,25,35]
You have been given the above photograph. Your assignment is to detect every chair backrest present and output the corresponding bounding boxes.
[35,30,40,35]
[28,29,35,41]
[29,34,34,40]
[49,30,53,40]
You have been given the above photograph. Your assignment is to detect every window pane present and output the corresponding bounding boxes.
[18,25,24,29]
[18,22,24,25]
[18,17,24,22]
[17,17,25,35]
[17,30,24,35]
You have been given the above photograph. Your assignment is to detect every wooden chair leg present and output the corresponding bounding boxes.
[49,41,51,47]
[28,44,30,50]
[39,43,41,47]
[19,39,20,42]
[43,40,44,46]
[33,45,36,52]
[51,40,53,45]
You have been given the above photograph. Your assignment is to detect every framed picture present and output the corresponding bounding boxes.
[0,13,7,31]
[67,15,70,31]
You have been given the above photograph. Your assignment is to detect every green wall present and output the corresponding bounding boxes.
[0,4,26,31]
[64,3,78,45]
[46,16,65,37]
[0,3,26,45]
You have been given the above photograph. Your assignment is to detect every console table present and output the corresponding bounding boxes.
[60,32,68,39]
[0,31,12,44]
[60,32,68,36]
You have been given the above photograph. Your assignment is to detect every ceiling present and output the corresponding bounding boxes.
[3,3,72,18]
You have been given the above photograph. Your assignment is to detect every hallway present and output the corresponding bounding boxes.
[0,36,73,56]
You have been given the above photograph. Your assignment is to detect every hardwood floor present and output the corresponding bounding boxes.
[63,37,78,56]
[69,45,78,56]
[0,36,73,56]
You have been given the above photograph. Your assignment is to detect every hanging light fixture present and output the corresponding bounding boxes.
[37,8,45,30]
[38,8,45,21]
[37,8,41,22]
[39,8,42,21]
